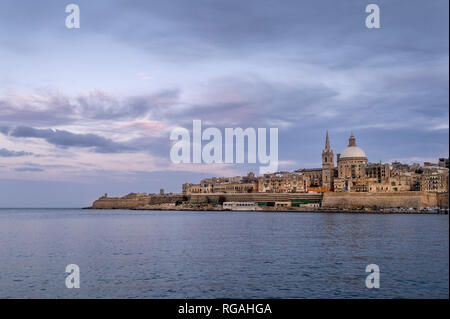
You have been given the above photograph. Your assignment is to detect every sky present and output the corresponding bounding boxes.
[0,0,448,207]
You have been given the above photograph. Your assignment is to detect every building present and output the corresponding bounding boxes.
[439,158,449,169]
[334,133,368,192]
[295,168,322,187]
[416,167,449,193]
[183,172,259,194]
[257,172,309,193]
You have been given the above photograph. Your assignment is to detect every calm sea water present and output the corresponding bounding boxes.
[0,209,448,299]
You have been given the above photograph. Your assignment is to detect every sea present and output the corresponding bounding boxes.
[0,208,448,298]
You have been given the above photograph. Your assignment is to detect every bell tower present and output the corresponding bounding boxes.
[322,130,334,190]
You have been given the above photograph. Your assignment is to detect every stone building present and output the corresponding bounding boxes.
[257,172,309,193]
[439,158,449,169]
[334,133,368,192]
[182,183,203,194]
[295,168,322,187]
[416,167,449,193]
[366,163,390,182]
[183,172,259,194]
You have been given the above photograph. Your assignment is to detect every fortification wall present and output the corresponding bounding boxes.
[91,191,448,210]
[437,193,449,208]
[322,191,446,209]
[91,193,322,209]
[92,194,184,209]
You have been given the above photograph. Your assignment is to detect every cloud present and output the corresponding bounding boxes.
[0,90,76,126]
[75,89,180,121]
[0,148,33,157]
[176,76,339,128]
[0,89,181,127]
[0,126,10,134]
[64,0,447,66]
[3,126,134,153]
[14,167,44,172]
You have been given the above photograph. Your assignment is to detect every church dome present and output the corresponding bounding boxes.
[341,146,366,158]
[340,133,367,159]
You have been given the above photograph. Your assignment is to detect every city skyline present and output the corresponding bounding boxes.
[0,0,448,207]
[181,131,448,196]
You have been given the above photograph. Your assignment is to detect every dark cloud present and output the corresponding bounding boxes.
[0,126,11,135]
[0,89,180,126]
[3,126,134,153]
[83,0,450,65]
[0,148,33,157]
[14,167,44,172]
[0,93,75,126]
[1,1,447,63]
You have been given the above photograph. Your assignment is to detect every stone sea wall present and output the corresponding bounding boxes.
[322,191,448,209]
[90,191,448,210]
[91,193,322,209]
[91,194,184,209]
[437,192,449,208]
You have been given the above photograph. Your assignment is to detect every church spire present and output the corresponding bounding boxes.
[325,130,330,150]
[322,130,334,190]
